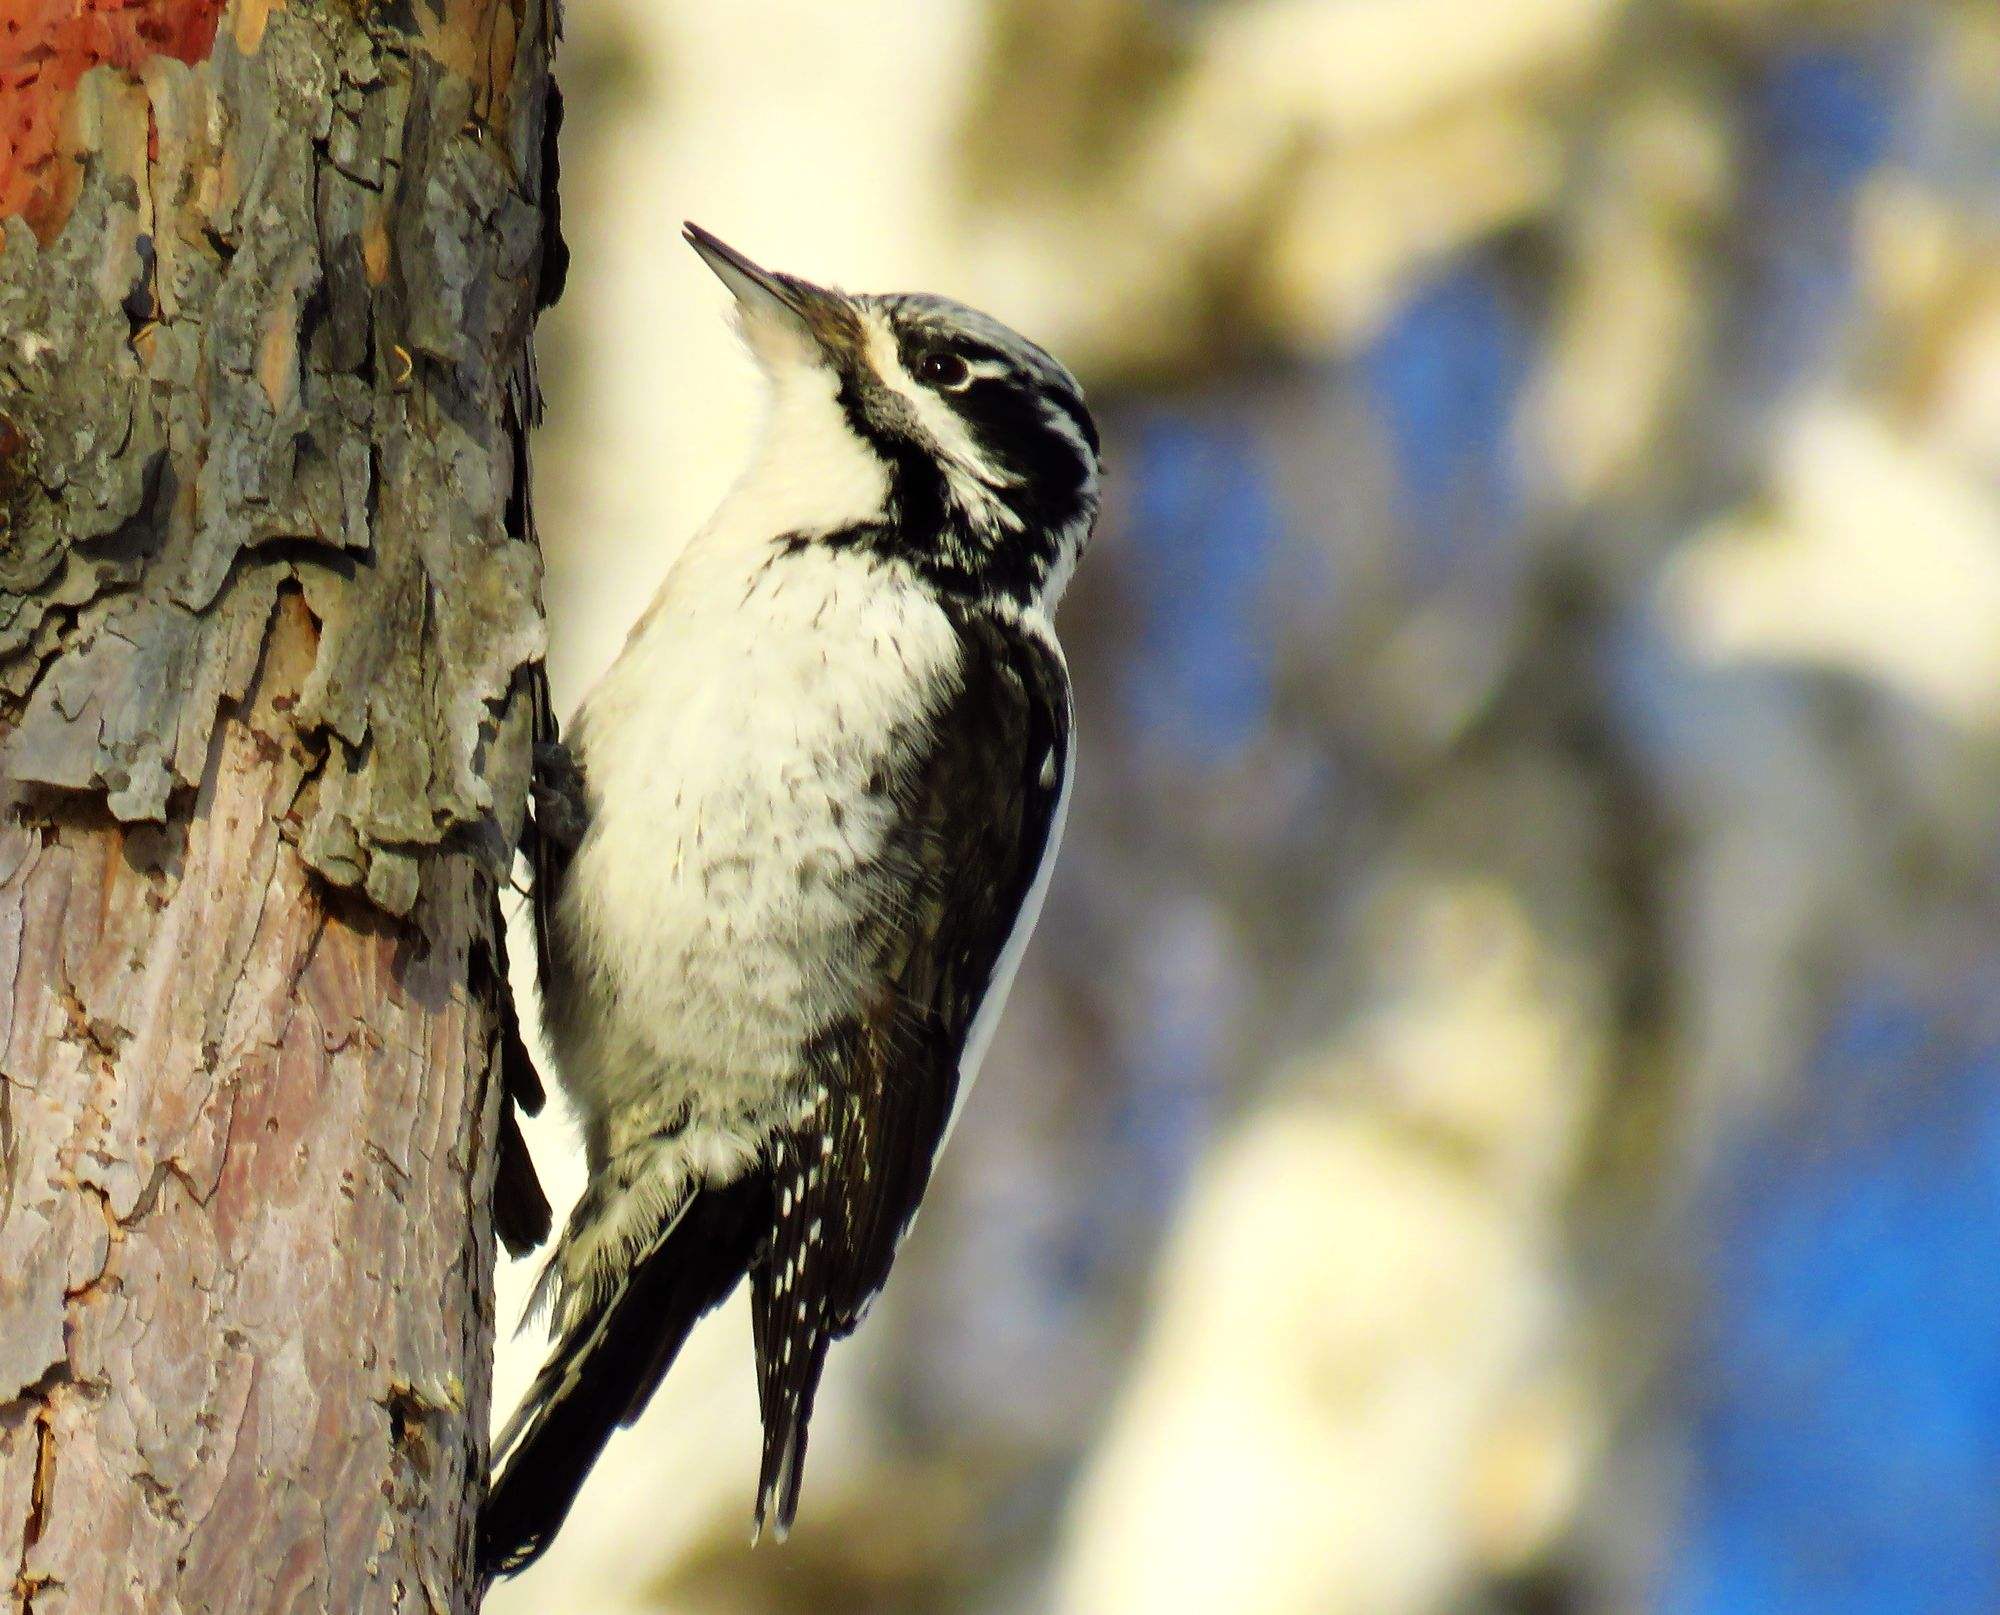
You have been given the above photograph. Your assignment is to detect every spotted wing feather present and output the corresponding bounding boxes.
[747,610,1071,1535]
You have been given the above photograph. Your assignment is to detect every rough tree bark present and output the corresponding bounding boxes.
[0,0,560,1608]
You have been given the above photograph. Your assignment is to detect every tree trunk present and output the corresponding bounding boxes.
[0,1,560,1609]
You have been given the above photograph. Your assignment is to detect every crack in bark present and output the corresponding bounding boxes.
[11,1368,62,1615]
[59,1182,119,1304]
[117,1155,209,1228]
[0,1071,16,1236]
[52,982,125,1077]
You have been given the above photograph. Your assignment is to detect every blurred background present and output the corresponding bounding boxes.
[490,2,2000,1611]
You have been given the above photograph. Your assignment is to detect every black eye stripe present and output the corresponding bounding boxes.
[954,377,1093,496]
[904,358,1097,466]
[946,339,1009,368]
[884,315,1094,444]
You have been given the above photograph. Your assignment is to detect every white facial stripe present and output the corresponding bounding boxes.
[858,311,1023,535]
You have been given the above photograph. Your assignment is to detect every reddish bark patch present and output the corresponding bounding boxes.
[0,0,225,242]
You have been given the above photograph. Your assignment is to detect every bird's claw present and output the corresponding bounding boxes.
[531,740,587,854]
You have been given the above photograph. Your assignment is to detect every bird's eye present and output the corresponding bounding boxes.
[917,351,970,389]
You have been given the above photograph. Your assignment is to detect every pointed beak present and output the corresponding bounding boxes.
[683,223,807,319]
[683,223,859,360]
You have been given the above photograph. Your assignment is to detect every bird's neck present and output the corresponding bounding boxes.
[713,367,893,551]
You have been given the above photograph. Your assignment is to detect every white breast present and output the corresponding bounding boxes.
[550,526,961,1167]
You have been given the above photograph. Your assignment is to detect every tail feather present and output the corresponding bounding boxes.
[748,1257,834,1543]
[478,1175,768,1579]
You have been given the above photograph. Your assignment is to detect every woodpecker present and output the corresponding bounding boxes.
[479,225,1101,1577]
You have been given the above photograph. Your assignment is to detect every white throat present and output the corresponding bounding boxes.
[721,354,891,548]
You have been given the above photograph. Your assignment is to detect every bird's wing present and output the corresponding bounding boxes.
[747,608,1073,1535]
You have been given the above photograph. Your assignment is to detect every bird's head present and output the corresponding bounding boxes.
[685,223,1100,614]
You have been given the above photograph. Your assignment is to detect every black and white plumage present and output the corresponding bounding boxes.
[479,225,1100,1578]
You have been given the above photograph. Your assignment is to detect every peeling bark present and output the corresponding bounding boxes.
[0,0,560,1608]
